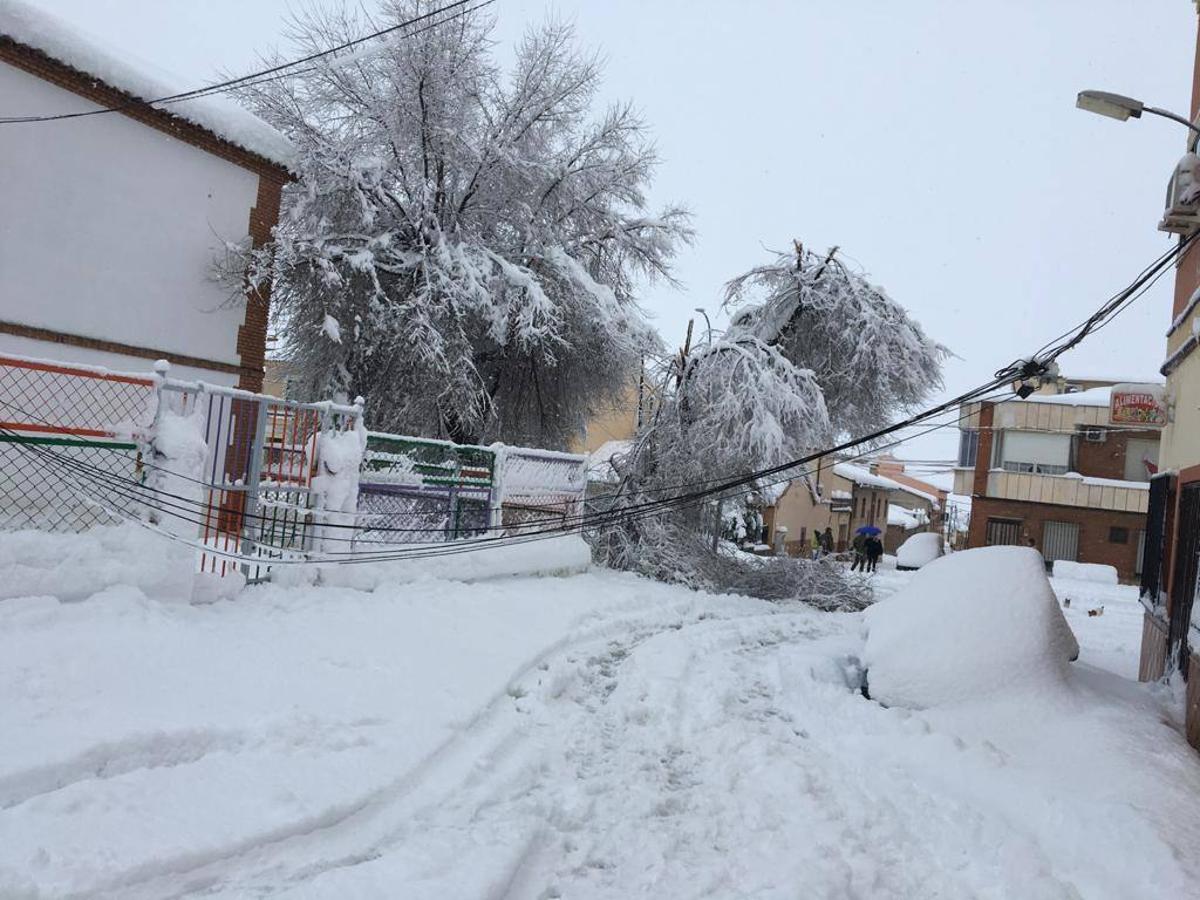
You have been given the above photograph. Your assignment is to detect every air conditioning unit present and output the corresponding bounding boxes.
[1159,152,1200,235]
[1082,426,1106,443]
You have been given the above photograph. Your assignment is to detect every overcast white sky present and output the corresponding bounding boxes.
[36,0,1200,465]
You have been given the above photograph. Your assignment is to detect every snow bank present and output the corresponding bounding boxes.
[277,534,591,591]
[863,546,1079,709]
[0,0,295,167]
[895,531,941,569]
[0,525,196,603]
[1052,560,1119,585]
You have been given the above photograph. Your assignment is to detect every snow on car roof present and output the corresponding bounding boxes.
[0,0,295,168]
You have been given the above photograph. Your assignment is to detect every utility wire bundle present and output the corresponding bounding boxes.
[2,194,1191,568]
[0,0,496,126]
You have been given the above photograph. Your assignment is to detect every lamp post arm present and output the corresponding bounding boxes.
[1145,106,1200,148]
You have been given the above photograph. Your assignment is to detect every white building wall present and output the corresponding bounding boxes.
[0,62,260,375]
[1162,350,1200,473]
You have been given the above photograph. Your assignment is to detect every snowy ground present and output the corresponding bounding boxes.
[3,529,1200,898]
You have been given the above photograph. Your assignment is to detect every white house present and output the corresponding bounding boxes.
[0,1,294,390]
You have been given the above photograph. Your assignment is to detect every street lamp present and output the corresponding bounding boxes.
[1076,90,1200,144]
[694,307,713,343]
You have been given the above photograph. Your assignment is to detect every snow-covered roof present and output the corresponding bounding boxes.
[833,462,939,506]
[833,462,899,491]
[887,504,925,529]
[0,0,295,169]
[1062,372,1165,386]
[1024,386,1112,408]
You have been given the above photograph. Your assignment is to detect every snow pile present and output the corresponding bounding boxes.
[0,526,195,603]
[1052,560,1119,585]
[863,546,1079,708]
[276,534,591,592]
[887,503,926,530]
[895,531,942,569]
[0,0,295,166]
[146,400,208,538]
[311,421,367,551]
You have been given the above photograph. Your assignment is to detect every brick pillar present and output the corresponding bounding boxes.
[236,173,286,393]
[973,402,994,497]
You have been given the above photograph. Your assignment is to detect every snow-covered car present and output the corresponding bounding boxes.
[895,532,943,570]
[862,546,1079,709]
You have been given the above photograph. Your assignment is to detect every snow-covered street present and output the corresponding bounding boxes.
[3,531,1200,899]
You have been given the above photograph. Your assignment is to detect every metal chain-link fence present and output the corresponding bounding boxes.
[0,355,156,532]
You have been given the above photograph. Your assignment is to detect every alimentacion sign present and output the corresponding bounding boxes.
[1109,383,1167,428]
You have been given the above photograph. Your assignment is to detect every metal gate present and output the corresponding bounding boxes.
[1169,483,1200,677]
[358,433,495,544]
[985,517,1022,546]
[1043,521,1080,564]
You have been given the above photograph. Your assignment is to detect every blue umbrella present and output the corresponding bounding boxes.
[856,525,882,536]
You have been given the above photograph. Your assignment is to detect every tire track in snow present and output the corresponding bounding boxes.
[104,597,751,899]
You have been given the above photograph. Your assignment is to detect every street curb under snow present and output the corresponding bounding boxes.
[270,535,592,592]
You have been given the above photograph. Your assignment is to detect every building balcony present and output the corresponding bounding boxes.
[953,467,1149,514]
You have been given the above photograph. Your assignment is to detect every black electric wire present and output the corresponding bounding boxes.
[0,0,496,126]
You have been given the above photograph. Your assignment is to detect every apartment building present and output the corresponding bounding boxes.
[955,378,1163,582]
[1135,2,1200,750]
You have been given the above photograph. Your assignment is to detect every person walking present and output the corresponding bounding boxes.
[865,535,884,573]
[821,527,835,556]
[810,530,822,560]
[850,530,867,571]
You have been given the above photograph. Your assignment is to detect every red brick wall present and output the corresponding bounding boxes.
[966,496,1147,582]
[973,403,995,496]
[236,175,285,392]
[1074,429,1160,482]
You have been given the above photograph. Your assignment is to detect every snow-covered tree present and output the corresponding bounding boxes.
[595,243,946,605]
[237,2,690,446]
[724,244,947,439]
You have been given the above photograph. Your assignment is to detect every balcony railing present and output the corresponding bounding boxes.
[953,467,1149,514]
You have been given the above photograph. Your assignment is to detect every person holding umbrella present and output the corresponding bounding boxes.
[852,525,881,571]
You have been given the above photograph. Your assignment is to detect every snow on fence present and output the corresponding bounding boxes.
[156,376,361,578]
[0,352,361,579]
[0,354,156,531]
[0,350,583,571]
[358,433,496,543]
[358,433,587,542]
[493,445,588,533]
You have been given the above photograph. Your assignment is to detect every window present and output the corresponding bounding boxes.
[1123,438,1159,483]
[1109,527,1129,544]
[958,430,980,468]
[997,430,1071,476]
[985,518,1023,546]
[1001,461,1069,475]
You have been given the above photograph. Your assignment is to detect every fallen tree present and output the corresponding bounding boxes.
[594,243,947,608]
